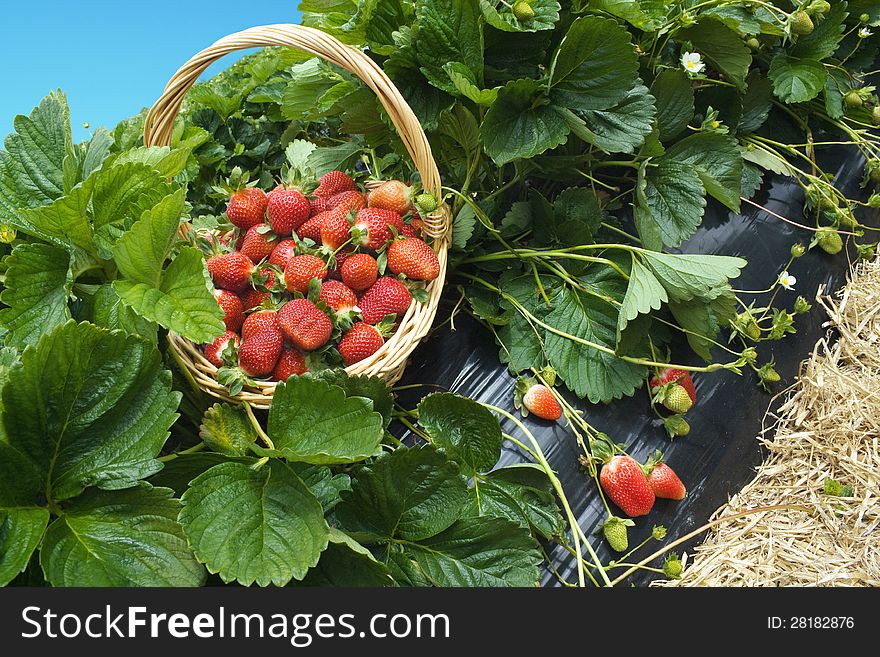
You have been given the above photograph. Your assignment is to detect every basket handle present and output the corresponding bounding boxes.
[143,24,449,238]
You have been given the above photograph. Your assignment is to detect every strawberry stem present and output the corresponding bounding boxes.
[243,402,275,450]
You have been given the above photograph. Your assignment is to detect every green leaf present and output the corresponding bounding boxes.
[403,517,541,587]
[109,145,191,178]
[418,393,502,475]
[179,461,328,586]
[479,0,560,32]
[289,463,351,512]
[768,55,827,104]
[285,139,317,175]
[665,132,742,212]
[415,0,484,95]
[0,509,49,586]
[544,286,646,403]
[199,403,258,457]
[301,528,395,587]
[544,186,604,246]
[738,72,774,135]
[651,69,694,142]
[14,179,97,260]
[281,59,341,121]
[90,284,158,343]
[443,62,498,105]
[641,252,747,302]
[679,19,752,89]
[113,246,226,344]
[589,0,668,30]
[452,205,478,249]
[113,188,186,286]
[550,16,639,111]
[669,288,737,361]
[263,376,383,465]
[147,453,251,496]
[570,83,656,154]
[2,321,181,503]
[335,445,468,541]
[306,141,364,177]
[618,255,668,337]
[0,244,73,348]
[702,6,762,35]
[791,2,848,60]
[41,484,205,586]
[635,160,706,248]
[306,370,394,429]
[482,79,569,165]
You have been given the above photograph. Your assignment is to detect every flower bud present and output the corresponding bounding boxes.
[791,242,806,258]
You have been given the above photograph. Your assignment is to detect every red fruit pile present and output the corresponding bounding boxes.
[200,170,442,388]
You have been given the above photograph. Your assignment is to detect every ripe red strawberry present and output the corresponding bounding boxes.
[367,180,413,215]
[214,289,244,332]
[650,369,696,405]
[204,330,240,368]
[338,322,385,366]
[646,463,687,501]
[320,212,352,251]
[351,208,398,250]
[386,237,440,281]
[297,214,325,242]
[522,384,562,421]
[240,268,275,310]
[238,327,284,377]
[278,298,333,351]
[310,196,329,216]
[240,223,279,264]
[268,239,297,269]
[208,251,254,292]
[400,222,419,238]
[358,276,412,324]
[318,280,358,313]
[599,455,656,518]
[241,309,279,340]
[314,170,356,197]
[326,190,366,213]
[273,347,308,381]
[284,254,328,294]
[267,185,310,235]
[226,187,267,230]
[341,253,378,292]
[328,247,353,280]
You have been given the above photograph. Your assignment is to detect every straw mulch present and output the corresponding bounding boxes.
[660,258,880,587]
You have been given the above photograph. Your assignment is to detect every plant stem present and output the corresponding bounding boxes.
[158,442,206,462]
[243,402,275,450]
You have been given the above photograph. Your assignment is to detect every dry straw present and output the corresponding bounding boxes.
[658,258,880,587]
[142,25,451,408]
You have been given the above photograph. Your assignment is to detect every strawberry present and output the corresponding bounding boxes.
[241,309,279,340]
[320,212,352,252]
[268,239,297,269]
[522,384,562,421]
[338,322,386,366]
[386,237,441,281]
[240,268,275,310]
[240,223,279,264]
[226,187,267,230]
[358,276,412,324]
[643,452,686,500]
[326,190,366,213]
[284,254,328,294]
[314,170,356,197]
[601,516,634,553]
[318,280,358,313]
[204,330,240,368]
[341,253,378,292]
[238,327,284,377]
[791,10,814,36]
[278,298,333,351]
[273,347,308,381]
[351,208,398,251]
[817,228,843,255]
[267,185,310,235]
[297,214,325,243]
[208,251,254,292]
[650,368,696,405]
[660,385,693,414]
[599,455,655,518]
[214,289,244,332]
[328,247,353,280]
[310,196,329,216]
[367,180,414,215]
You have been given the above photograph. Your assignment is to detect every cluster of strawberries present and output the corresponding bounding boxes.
[201,169,440,391]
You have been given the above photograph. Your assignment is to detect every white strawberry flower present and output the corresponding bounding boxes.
[778,271,797,290]
[681,51,704,74]
[859,27,873,39]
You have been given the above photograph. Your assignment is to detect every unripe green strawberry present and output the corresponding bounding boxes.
[791,242,806,258]
[791,11,814,36]
[845,90,863,110]
[746,37,761,51]
[663,554,683,579]
[737,312,761,340]
[809,0,831,14]
[873,106,880,126]
[816,228,843,255]
[601,517,634,553]
[415,192,438,213]
[663,414,691,438]
[512,1,534,22]
[662,384,693,414]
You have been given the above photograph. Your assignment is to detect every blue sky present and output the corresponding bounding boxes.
[1,1,302,143]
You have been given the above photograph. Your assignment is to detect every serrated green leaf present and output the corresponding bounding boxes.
[665,132,742,212]
[541,186,604,246]
[179,461,329,586]
[669,287,738,361]
[0,243,73,348]
[113,188,186,286]
[415,0,484,95]
[108,145,191,178]
[641,252,747,302]
[792,2,848,60]
[14,178,97,260]
[306,370,394,429]
[281,59,341,121]
[199,404,258,457]
[651,70,694,142]
[570,83,656,154]
[403,517,541,587]
[41,484,205,587]
[306,141,364,177]
[288,463,351,513]
[285,139,317,175]
[635,160,706,248]
[443,62,499,105]
[479,0,560,32]
[741,162,764,199]
[741,145,795,177]
[262,376,383,465]
[482,79,570,165]
[301,528,395,587]
[113,246,225,344]
[618,255,667,337]
[2,321,181,503]
[418,393,502,475]
[0,509,49,587]
[90,283,158,343]
[769,55,827,104]
[679,19,752,89]
[452,204,478,249]
[335,445,468,541]
[702,6,762,35]
[589,0,668,30]
[147,453,253,496]
[738,72,773,135]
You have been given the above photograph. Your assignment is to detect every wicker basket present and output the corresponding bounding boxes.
[143,24,450,409]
